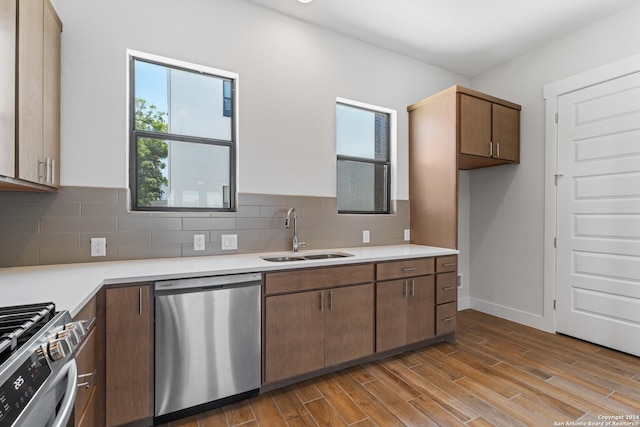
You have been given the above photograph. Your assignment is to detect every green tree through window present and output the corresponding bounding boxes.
[135,98,168,206]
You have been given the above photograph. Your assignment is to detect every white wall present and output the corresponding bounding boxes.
[468,2,640,330]
[51,0,467,201]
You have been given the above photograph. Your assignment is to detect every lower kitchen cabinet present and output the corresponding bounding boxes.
[105,283,153,427]
[376,275,435,352]
[73,295,100,427]
[264,281,374,384]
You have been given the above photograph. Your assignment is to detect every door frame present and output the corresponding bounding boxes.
[542,53,640,333]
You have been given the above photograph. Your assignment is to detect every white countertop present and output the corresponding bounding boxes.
[0,244,457,317]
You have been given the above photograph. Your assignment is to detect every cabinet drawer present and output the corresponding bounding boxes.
[436,272,457,304]
[436,302,457,335]
[376,258,434,281]
[75,327,97,424]
[73,295,96,322]
[436,255,457,273]
[265,264,373,295]
[76,385,97,427]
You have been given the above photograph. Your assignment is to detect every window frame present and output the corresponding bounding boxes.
[127,50,238,212]
[336,98,394,215]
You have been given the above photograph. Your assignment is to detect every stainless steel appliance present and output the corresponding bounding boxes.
[154,272,261,422]
[0,303,93,427]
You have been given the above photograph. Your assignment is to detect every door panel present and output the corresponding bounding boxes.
[459,94,491,157]
[324,284,374,366]
[264,291,324,383]
[375,280,407,352]
[492,104,519,162]
[407,275,435,343]
[556,71,640,357]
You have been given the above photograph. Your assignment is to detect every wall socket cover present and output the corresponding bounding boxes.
[404,229,410,241]
[90,237,106,257]
[221,234,238,250]
[194,234,205,251]
[362,230,370,243]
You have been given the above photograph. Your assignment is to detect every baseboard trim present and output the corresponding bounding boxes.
[469,298,551,332]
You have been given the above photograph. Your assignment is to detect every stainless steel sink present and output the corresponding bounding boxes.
[261,252,353,262]
[302,252,353,260]
[261,256,306,262]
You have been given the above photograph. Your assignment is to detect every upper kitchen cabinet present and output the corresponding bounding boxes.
[408,85,521,248]
[458,90,520,168]
[0,0,62,191]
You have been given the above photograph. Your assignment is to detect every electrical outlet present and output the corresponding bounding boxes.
[404,229,410,241]
[90,237,106,257]
[221,234,238,250]
[194,234,205,251]
[363,230,370,243]
[457,274,463,288]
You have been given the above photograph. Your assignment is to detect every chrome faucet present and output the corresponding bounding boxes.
[285,207,307,252]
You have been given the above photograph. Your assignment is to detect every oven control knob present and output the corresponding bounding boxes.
[47,336,72,361]
[57,329,80,347]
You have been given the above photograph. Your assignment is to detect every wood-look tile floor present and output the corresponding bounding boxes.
[161,309,640,427]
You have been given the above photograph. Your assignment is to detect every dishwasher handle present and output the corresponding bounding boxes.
[155,272,262,292]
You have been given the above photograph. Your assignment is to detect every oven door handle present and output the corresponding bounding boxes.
[51,358,79,427]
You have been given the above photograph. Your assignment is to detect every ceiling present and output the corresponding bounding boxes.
[245,0,638,77]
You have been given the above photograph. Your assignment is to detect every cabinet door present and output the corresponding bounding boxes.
[42,0,60,187]
[376,279,408,352]
[264,291,325,383]
[459,94,492,158]
[492,103,519,162]
[0,0,16,178]
[324,284,374,366]
[17,0,44,184]
[106,285,153,427]
[406,275,435,343]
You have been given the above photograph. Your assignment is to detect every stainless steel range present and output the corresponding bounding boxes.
[0,302,93,427]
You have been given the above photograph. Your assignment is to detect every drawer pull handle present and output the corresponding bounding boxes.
[443,317,455,322]
[402,267,417,272]
[319,292,324,312]
[443,286,456,291]
[77,369,97,389]
[403,281,408,298]
[442,263,456,267]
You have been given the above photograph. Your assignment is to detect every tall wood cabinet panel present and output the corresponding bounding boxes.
[105,284,153,427]
[408,85,521,249]
[0,0,61,191]
[408,88,459,249]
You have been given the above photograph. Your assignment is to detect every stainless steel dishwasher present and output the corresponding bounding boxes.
[154,272,261,421]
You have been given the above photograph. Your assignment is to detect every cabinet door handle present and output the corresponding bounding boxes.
[51,159,56,185]
[489,142,493,157]
[403,281,408,298]
[77,369,97,389]
[38,160,46,182]
[139,288,143,315]
[329,291,333,311]
[496,142,500,157]
[402,267,417,272]
[443,286,456,291]
[319,292,324,312]
[411,279,415,297]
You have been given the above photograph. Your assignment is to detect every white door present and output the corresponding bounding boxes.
[556,71,640,356]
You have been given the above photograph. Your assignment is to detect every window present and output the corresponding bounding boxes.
[336,99,393,214]
[129,52,237,211]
